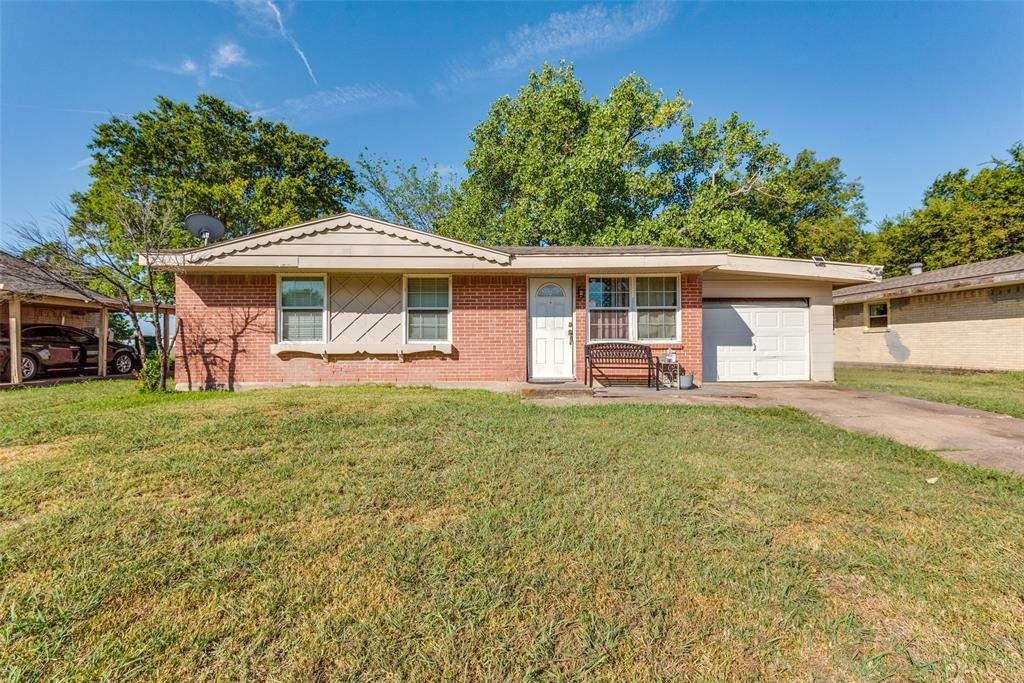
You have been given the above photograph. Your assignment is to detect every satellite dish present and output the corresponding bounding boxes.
[184,213,226,245]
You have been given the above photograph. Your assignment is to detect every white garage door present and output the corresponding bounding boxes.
[703,301,809,382]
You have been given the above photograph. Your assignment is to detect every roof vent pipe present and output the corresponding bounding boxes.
[909,262,924,276]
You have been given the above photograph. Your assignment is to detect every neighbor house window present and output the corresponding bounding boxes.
[866,302,889,329]
[279,276,325,342]
[636,276,678,341]
[406,276,450,342]
[588,277,630,340]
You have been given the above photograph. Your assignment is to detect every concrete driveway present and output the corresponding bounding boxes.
[744,383,1024,474]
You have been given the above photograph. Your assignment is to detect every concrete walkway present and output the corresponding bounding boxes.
[527,382,1024,474]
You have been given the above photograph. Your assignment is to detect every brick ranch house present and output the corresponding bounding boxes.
[142,213,880,391]
[834,255,1024,371]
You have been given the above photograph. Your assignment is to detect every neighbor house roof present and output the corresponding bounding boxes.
[0,251,174,313]
[833,254,1024,304]
[0,251,120,306]
[141,212,881,284]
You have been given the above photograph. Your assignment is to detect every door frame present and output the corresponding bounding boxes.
[527,276,576,381]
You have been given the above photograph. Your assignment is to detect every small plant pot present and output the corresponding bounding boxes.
[678,372,694,390]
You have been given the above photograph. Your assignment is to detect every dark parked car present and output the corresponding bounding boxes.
[0,324,139,381]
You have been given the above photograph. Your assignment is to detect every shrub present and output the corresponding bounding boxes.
[136,351,163,393]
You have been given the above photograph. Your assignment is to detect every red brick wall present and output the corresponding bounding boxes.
[573,274,703,385]
[174,273,528,388]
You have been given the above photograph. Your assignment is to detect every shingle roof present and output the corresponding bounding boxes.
[833,254,1024,303]
[0,251,119,305]
[499,245,721,255]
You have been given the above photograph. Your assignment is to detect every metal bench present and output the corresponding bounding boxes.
[584,342,654,388]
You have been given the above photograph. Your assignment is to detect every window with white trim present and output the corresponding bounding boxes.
[587,277,630,340]
[587,275,681,342]
[279,276,325,342]
[407,277,450,342]
[866,302,889,329]
[636,276,678,340]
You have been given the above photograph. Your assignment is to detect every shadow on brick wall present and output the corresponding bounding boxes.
[178,306,271,390]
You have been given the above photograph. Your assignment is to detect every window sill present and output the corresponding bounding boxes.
[271,342,453,357]
[862,328,890,334]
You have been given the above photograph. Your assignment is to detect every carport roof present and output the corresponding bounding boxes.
[0,251,121,305]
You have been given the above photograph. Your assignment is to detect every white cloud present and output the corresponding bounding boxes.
[439,1,674,89]
[145,43,249,83]
[210,42,250,77]
[71,156,92,171]
[283,85,415,119]
[231,0,317,85]
[146,57,200,76]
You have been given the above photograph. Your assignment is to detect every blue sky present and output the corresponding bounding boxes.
[1,0,1022,245]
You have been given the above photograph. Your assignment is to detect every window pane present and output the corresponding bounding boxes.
[638,309,676,340]
[537,283,565,298]
[408,310,448,341]
[636,277,677,308]
[282,310,323,342]
[408,278,449,309]
[868,303,887,317]
[588,278,629,308]
[589,310,629,340]
[281,278,324,308]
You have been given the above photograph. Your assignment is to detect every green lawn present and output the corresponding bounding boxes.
[2,382,1023,681]
[836,366,1024,418]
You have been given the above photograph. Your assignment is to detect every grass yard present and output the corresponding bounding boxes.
[835,366,1024,418]
[2,382,1023,681]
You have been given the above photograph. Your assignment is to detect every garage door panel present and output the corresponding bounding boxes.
[782,336,806,352]
[703,301,809,382]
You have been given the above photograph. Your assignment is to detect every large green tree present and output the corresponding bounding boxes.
[866,143,1024,276]
[438,63,867,259]
[71,94,359,247]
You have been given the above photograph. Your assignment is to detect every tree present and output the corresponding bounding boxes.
[438,63,868,259]
[12,95,362,390]
[352,152,456,231]
[17,187,182,390]
[866,143,1024,275]
[71,94,360,245]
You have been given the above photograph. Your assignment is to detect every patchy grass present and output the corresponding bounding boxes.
[836,366,1024,418]
[1,381,1023,681]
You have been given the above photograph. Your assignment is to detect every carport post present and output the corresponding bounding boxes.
[8,298,22,384]
[97,307,108,377]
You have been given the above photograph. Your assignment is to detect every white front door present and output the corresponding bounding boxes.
[703,301,810,381]
[529,278,574,380]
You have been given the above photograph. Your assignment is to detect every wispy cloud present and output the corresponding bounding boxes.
[439,1,674,90]
[231,0,317,85]
[210,42,250,77]
[71,156,92,171]
[282,85,415,119]
[144,42,250,83]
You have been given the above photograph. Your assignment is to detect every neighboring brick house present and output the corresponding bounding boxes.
[143,213,879,390]
[833,255,1024,371]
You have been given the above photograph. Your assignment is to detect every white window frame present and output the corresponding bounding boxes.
[864,300,889,331]
[586,274,681,344]
[276,273,328,344]
[403,274,452,344]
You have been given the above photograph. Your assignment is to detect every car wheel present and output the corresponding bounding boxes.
[21,355,38,381]
[112,352,134,375]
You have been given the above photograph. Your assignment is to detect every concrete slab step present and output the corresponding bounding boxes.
[520,382,594,399]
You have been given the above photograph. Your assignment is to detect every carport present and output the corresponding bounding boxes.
[1,251,173,385]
